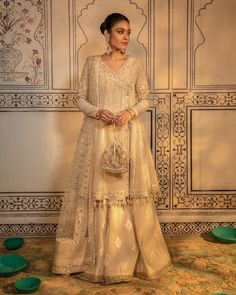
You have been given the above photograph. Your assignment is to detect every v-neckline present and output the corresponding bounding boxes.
[99,55,130,74]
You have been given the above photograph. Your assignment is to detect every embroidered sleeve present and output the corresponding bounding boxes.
[130,59,150,119]
[75,57,99,119]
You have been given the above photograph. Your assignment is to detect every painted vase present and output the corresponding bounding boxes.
[0,43,22,73]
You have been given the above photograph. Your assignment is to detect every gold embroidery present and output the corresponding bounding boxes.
[125,218,132,232]
[115,236,122,248]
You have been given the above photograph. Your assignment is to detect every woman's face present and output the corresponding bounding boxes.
[106,20,131,52]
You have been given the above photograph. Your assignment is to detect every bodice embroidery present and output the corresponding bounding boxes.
[98,55,133,94]
[99,54,131,74]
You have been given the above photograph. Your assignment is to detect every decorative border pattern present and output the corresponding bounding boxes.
[1,222,235,237]
[0,93,77,108]
[172,92,236,209]
[152,93,171,209]
[0,194,62,212]
[0,92,172,112]
[161,221,236,235]
[0,224,57,237]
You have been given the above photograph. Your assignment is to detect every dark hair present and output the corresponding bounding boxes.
[100,13,129,34]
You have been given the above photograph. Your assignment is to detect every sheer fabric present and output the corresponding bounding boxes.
[52,55,173,283]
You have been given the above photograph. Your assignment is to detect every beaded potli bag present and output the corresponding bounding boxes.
[101,123,129,175]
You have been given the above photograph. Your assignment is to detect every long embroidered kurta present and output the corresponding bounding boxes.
[52,55,173,283]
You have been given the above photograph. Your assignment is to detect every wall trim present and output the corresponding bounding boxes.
[1,222,235,237]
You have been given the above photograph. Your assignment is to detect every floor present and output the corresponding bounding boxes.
[0,233,235,295]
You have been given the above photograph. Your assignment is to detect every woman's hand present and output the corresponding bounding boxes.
[96,109,114,124]
[112,110,133,126]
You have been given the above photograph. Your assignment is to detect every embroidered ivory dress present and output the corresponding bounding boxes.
[52,55,173,284]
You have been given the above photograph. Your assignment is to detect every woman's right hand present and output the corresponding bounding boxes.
[96,109,114,124]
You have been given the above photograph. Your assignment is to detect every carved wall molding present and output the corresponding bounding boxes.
[193,0,214,54]
[192,0,215,89]
[191,0,236,89]
[172,92,236,209]
[76,0,149,88]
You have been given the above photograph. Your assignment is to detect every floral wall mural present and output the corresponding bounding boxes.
[0,0,45,85]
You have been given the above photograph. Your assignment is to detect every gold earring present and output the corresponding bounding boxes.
[105,38,112,54]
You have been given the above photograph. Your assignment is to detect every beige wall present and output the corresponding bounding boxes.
[0,0,235,236]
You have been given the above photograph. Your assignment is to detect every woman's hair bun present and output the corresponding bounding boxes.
[100,13,129,35]
[100,21,106,34]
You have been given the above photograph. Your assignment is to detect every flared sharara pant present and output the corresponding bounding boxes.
[76,200,173,284]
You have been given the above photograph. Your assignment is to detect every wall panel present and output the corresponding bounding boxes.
[51,0,71,89]
[192,0,236,89]
[153,0,169,90]
[172,0,188,89]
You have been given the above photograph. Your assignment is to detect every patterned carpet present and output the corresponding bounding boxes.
[0,233,235,295]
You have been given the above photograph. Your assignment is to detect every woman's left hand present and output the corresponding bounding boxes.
[112,111,132,126]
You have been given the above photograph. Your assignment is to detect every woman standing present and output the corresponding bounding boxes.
[52,12,173,284]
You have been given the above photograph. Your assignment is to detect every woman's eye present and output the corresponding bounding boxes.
[117,30,131,35]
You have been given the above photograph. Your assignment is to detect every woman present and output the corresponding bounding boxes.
[52,12,173,284]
